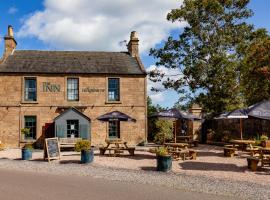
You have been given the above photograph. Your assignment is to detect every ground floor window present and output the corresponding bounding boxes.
[108,121,120,138]
[24,116,36,139]
[67,120,79,138]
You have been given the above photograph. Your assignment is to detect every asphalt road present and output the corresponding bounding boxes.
[0,169,233,200]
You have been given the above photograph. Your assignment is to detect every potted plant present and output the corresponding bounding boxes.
[156,146,172,172]
[260,135,269,147]
[21,143,33,160]
[75,140,93,164]
[21,128,30,141]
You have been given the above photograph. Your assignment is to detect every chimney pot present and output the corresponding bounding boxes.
[7,25,14,37]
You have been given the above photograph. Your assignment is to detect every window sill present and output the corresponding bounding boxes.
[105,101,122,104]
[20,139,36,143]
[21,101,38,104]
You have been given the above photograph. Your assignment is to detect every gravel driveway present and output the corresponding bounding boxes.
[0,145,269,200]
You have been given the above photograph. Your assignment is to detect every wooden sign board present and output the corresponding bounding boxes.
[44,138,61,162]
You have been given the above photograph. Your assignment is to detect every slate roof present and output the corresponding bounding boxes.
[0,50,146,75]
[54,107,91,121]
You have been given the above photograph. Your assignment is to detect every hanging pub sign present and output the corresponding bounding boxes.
[44,138,61,162]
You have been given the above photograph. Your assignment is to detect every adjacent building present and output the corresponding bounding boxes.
[0,26,147,147]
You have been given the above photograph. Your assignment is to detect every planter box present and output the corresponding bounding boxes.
[156,155,172,172]
[21,149,32,160]
[81,149,94,164]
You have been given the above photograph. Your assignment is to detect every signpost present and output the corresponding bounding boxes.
[44,138,61,162]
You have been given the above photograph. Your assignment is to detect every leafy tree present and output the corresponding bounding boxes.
[241,37,270,105]
[147,96,166,141]
[150,0,254,114]
[154,119,173,144]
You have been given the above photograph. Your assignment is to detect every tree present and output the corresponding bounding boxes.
[147,96,166,141]
[150,0,254,114]
[241,37,270,105]
[154,119,173,144]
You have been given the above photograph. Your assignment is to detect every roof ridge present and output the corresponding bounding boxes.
[15,50,129,54]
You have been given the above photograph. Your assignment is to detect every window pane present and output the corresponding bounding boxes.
[67,120,79,138]
[108,78,120,101]
[24,116,36,139]
[25,78,37,101]
[67,78,79,101]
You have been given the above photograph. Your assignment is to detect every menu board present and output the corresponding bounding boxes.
[44,138,61,162]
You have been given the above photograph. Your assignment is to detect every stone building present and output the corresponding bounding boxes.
[0,26,147,147]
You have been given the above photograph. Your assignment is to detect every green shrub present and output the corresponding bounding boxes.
[156,146,169,156]
[260,135,268,141]
[153,120,173,144]
[75,140,91,152]
[23,143,33,150]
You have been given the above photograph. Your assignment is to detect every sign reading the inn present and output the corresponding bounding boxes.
[82,87,105,93]
[43,82,61,92]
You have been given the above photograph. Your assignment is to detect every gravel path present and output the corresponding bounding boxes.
[0,158,269,200]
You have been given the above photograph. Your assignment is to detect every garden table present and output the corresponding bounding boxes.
[99,139,135,156]
[230,140,255,151]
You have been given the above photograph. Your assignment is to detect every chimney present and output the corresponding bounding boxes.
[2,25,17,61]
[127,31,139,57]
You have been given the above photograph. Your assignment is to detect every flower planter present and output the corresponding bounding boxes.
[81,149,94,164]
[21,148,32,160]
[156,155,172,172]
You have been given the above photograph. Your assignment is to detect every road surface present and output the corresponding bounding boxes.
[0,169,233,200]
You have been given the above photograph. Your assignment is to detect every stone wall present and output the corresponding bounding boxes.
[0,74,147,147]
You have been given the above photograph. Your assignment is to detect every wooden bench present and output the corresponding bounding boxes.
[247,157,260,171]
[224,147,237,157]
[59,138,82,148]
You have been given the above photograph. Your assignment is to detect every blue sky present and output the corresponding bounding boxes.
[0,1,269,108]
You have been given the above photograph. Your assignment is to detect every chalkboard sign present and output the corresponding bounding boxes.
[44,138,61,162]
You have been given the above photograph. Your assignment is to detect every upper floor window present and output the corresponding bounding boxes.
[67,78,79,101]
[24,78,37,101]
[108,78,120,101]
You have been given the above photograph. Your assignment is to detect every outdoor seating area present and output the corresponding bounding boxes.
[0,144,269,186]
[221,139,270,171]
[99,138,135,157]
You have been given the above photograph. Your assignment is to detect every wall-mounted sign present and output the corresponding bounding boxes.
[82,87,105,93]
[43,82,61,92]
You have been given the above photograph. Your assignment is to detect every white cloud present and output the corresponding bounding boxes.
[147,65,182,105]
[8,7,18,14]
[18,0,184,53]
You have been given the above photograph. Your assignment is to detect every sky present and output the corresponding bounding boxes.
[0,0,269,108]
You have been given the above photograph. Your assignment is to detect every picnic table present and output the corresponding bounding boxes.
[176,136,199,147]
[99,139,135,156]
[230,139,256,151]
[164,143,196,161]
